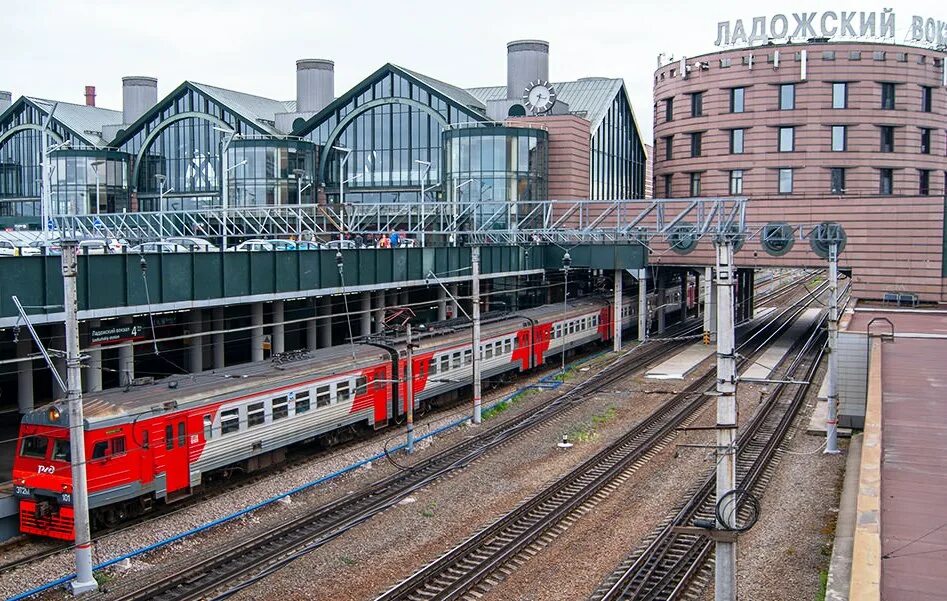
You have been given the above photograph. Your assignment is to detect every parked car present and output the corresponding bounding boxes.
[19,240,62,256]
[294,241,321,250]
[0,240,17,256]
[229,240,276,252]
[78,238,126,254]
[398,238,418,248]
[165,237,219,252]
[322,239,357,250]
[131,242,191,253]
[269,240,297,251]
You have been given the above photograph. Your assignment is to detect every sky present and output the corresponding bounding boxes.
[1,0,941,142]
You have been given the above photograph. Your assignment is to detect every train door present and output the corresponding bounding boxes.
[134,422,154,486]
[162,417,191,498]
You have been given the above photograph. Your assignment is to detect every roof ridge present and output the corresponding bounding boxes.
[26,96,122,114]
[188,81,288,104]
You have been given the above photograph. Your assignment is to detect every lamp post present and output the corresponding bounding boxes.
[561,251,571,373]
[154,174,173,212]
[415,160,431,247]
[213,127,239,249]
[90,160,104,215]
[332,145,353,242]
[452,178,473,247]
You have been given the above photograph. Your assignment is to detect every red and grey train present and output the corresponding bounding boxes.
[12,291,680,540]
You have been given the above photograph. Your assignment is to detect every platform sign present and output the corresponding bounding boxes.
[90,324,145,346]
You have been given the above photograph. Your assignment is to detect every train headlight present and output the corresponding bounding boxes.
[47,405,62,423]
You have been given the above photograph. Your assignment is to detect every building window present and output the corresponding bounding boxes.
[832,83,847,109]
[779,84,795,110]
[690,132,702,157]
[921,86,933,112]
[895,52,907,63]
[921,128,931,154]
[849,51,862,60]
[730,129,745,154]
[664,174,673,198]
[879,168,893,195]
[730,87,745,113]
[830,168,846,194]
[881,83,896,110]
[689,172,701,196]
[880,126,895,152]
[873,51,886,61]
[720,57,732,68]
[832,126,847,152]
[779,127,795,152]
[919,169,931,195]
[823,51,836,60]
[778,168,793,194]
[665,97,674,122]
[691,92,703,117]
[664,135,673,160]
[729,169,744,195]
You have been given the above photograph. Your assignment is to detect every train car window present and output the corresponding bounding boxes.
[111,437,126,456]
[504,340,512,354]
[52,439,71,462]
[294,391,311,414]
[452,353,461,369]
[93,440,110,459]
[463,350,472,365]
[356,376,368,395]
[440,356,450,372]
[485,346,494,359]
[272,396,289,420]
[337,381,351,402]
[177,423,186,446]
[429,359,438,375]
[142,430,149,449]
[203,415,213,440]
[247,402,266,427]
[221,409,240,434]
[165,425,174,449]
[316,385,331,408]
[19,436,48,458]
[374,368,386,389]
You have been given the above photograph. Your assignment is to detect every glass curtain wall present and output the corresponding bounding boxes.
[48,150,130,215]
[0,102,84,217]
[590,89,646,200]
[117,87,264,211]
[301,69,484,206]
[226,139,318,207]
[443,126,548,232]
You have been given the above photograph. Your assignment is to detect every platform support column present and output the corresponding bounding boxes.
[398,290,409,308]
[188,309,203,372]
[118,316,135,385]
[359,292,371,337]
[704,266,717,342]
[448,284,459,319]
[81,321,100,393]
[271,301,285,356]
[17,335,34,412]
[250,302,264,362]
[213,307,225,369]
[318,297,332,348]
[714,240,738,601]
[826,243,841,454]
[613,269,623,352]
[636,269,647,341]
[656,273,667,334]
[436,286,447,321]
[373,291,386,334]
[306,300,318,350]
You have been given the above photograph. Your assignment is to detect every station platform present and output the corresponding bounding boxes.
[740,307,821,381]
[644,342,714,380]
[841,308,947,600]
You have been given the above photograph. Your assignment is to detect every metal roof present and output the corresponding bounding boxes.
[189,82,296,135]
[393,65,487,114]
[466,77,626,133]
[25,97,122,147]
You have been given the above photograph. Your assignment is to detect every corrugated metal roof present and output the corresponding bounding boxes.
[466,77,625,132]
[394,65,487,114]
[26,97,122,147]
[189,82,295,135]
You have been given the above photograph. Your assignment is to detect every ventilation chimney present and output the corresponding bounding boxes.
[85,85,96,107]
[0,91,11,113]
[507,40,549,100]
[122,76,158,124]
[296,59,334,114]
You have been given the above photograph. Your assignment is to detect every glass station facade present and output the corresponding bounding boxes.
[48,149,130,214]
[225,138,318,207]
[297,66,487,205]
[443,125,547,230]
[590,90,645,200]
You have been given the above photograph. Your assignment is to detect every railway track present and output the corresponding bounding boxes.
[589,289,846,601]
[371,282,828,601]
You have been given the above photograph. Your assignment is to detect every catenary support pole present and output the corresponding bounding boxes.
[405,322,415,453]
[61,241,99,595]
[704,266,717,342]
[471,246,482,424]
[714,240,737,601]
[826,242,841,454]
[637,268,647,341]
[613,269,623,352]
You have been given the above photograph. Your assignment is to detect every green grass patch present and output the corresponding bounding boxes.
[340,555,357,566]
[566,406,617,444]
[482,388,537,421]
[420,502,437,518]
[817,569,828,600]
